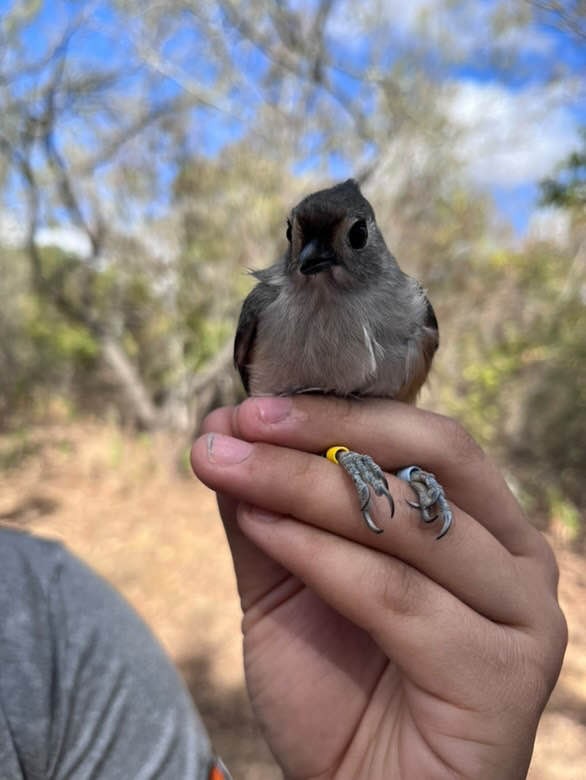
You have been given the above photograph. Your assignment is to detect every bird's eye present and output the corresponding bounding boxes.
[286,220,292,243]
[348,219,368,249]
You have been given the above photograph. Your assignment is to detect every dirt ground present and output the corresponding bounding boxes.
[0,420,584,779]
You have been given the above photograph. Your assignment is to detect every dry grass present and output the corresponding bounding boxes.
[0,420,584,779]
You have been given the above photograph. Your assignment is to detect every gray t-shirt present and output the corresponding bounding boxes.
[0,528,215,779]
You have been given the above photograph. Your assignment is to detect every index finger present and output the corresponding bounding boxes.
[232,395,545,559]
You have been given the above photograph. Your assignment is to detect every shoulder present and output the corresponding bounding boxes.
[0,527,67,596]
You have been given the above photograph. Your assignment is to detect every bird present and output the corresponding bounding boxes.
[234,178,452,539]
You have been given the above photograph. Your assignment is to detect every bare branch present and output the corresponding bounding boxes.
[218,0,373,142]
[308,0,336,81]
[0,3,94,86]
[75,93,204,175]
[0,132,42,278]
[529,0,586,40]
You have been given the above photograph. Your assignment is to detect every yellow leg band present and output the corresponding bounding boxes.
[326,445,350,464]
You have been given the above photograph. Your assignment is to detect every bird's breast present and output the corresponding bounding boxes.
[247,290,408,398]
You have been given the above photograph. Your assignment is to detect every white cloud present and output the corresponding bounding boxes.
[328,0,554,58]
[445,80,581,187]
[36,226,93,258]
[327,1,578,191]
[0,212,25,248]
[0,214,94,257]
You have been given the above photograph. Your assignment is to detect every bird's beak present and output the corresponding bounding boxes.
[298,239,337,275]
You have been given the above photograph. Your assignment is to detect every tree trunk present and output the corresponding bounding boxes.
[100,334,160,430]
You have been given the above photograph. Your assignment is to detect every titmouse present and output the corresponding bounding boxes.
[234,178,452,538]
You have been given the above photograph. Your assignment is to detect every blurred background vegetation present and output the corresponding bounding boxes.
[0,0,584,539]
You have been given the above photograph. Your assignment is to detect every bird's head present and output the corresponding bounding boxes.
[285,179,395,287]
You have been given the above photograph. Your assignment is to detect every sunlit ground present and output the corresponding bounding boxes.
[0,420,584,779]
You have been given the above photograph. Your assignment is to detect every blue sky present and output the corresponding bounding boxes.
[1,0,584,242]
[327,0,585,234]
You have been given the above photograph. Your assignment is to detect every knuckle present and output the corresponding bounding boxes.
[533,600,568,693]
[540,595,568,658]
[535,533,561,586]
[374,558,425,619]
[524,530,562,591]
[551,602,569,656]
[520,590,568,689]
[433,415,485,467]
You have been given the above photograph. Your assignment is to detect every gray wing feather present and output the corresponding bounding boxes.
[234,279,279,394]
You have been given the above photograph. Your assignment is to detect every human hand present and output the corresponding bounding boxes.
[190,397,567,780]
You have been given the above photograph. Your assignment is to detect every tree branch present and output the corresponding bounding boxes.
[218,0,373,142]
[529,0,586,40]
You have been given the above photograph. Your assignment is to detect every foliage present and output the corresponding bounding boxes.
[0,246,96,421]
[440,216,586,523]
[173,143,295,371]
[3,0,453,430]
[0,1,584,535]
[540,129,586,211]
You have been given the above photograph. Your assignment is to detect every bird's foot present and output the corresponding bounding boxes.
[327,447,453,539]
[396,466,453,539]
[326,447,394,534]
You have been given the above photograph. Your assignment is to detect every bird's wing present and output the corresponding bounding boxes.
[421,293,439,359]
[422,296,439,371]
[234,280,279,394]
[396,290,439,404]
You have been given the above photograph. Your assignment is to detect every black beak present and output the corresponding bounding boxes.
[298,239,337,275]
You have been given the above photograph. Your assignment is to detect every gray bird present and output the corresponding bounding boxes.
[234,179,452,538]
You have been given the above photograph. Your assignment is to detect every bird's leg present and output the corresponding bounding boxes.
[326,448,453,539]
[326,447,395,534]
[395,466,453,539]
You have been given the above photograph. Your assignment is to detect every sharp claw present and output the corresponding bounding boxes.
[363,506,384,534]
[335,450,394,534]
[397,466,453,539]
[436,511,453,540]
[375,484,395,517]
[358,482,385,534]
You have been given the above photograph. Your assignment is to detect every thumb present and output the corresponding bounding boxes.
[194,406,290,613]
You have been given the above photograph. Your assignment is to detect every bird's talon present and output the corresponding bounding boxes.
[335,449,394,533]
[330,451,451,538]
[374,483,395,517]
[422,489,439,505]
[436,511,453,539]
[397,466,452,539]
[363,506,384,534]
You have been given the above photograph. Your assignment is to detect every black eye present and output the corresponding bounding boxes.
[286,220,292,243]
[348,219,368,249]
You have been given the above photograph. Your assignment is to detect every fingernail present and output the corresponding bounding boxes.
[252,396,294,424]
[207,433,253,464]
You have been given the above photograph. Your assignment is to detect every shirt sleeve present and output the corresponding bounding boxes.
[0,527,214,779]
